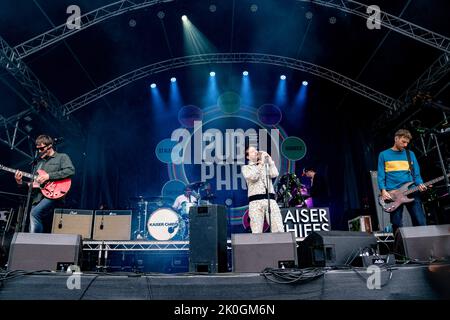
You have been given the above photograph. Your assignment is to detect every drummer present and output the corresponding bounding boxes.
[172,185,198,212]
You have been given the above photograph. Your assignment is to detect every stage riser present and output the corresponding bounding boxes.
[0,265,448,300]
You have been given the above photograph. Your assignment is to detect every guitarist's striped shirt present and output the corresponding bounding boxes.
[377,148,423,191]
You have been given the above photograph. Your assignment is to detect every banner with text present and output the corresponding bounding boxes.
[281,207,330,238]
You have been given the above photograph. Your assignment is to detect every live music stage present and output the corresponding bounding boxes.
[1,0,450,304]
[1,263,449,300]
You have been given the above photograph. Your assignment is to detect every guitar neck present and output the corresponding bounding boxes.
[0,165,35,179]
[404,173,450,195]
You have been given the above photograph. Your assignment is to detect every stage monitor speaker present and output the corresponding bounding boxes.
[232,232,297,272]
[189,205,227,273]
[52,208,93,239]
[298,231,377,267]
[7,232,82,271]
[394,224,450,261]
[93,210,132,240]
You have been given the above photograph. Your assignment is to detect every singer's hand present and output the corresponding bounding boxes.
[15,170,23,184]
[259,151,272,162]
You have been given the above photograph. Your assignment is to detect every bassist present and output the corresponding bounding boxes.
[14,135,75,233]
[377,129,427,234]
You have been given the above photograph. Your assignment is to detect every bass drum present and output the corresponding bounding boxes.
[147,208,186,241]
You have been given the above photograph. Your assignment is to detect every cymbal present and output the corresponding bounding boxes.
[129,196,173,202]
[187,181,205,189]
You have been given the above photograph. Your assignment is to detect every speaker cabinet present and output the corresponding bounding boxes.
[394,224,450,261]
[7,232,82,271]
[189,205,227,273]
[298,231,377,267]
[93,210,132,240]
[232,232,297,272]
[52,209,93,239]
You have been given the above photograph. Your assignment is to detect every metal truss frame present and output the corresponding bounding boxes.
[297,0,450,53]
[0,36,65,120]
[373,53,450,130]
[13,0,450,60]
[373,232,394,243]
[13,0,174,59]
[83,240,189,251]
[63,53,397,114]
[0,114,34,159]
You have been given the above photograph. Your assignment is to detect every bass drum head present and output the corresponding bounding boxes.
[147,208,184,241]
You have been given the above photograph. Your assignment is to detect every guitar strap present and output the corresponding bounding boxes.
[405,149,416,184]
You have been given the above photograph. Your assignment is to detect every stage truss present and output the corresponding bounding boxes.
[63,53,397,114]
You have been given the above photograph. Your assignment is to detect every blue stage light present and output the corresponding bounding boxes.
[210,71,216,77]
[150,83,157,88]
[302,81,308,86]
[243,71,249,76]
[280,75,286,80]
[170,77,177,82]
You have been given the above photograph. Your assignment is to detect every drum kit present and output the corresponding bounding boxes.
[129,181,215,241]
[276,173,310,208]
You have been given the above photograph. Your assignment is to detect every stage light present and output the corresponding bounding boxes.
[275,77,287,106]
[170,76,183,108]
[150,83,156,88]
[204,70,218,107]
[157,11,165,19]
[182,13,216,56]
[240,70,253,107]
[295,82,308,108]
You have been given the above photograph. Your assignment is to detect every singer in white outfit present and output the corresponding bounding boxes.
[242,146,285,233]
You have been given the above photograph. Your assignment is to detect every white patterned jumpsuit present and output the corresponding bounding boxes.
[242,160,285,233]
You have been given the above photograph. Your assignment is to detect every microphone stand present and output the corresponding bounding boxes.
[20,151,40,232]
[264,156,272,233]
[430,133,450,194]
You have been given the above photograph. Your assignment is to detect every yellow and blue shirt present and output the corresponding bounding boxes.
[377,148,423,191]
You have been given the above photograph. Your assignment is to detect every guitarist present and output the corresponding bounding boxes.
[14,135,75,233]
[377,129,427,234]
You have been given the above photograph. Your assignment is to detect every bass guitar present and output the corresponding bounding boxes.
[379,173,450,213]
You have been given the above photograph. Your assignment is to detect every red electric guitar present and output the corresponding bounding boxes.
[0,164,71,199]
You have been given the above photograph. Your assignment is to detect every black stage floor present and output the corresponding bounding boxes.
[0,264,449,300]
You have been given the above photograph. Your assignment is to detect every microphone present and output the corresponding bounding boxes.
[58,219,63,229]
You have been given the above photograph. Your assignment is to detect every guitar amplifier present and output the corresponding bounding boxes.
[93,210,132,240]
[348,215,373,233]
[52,209,94,239]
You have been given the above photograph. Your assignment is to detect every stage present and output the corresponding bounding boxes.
[0,264,449,300]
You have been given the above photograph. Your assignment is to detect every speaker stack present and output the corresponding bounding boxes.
[189,205,228,273]
[231,232,297,272]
